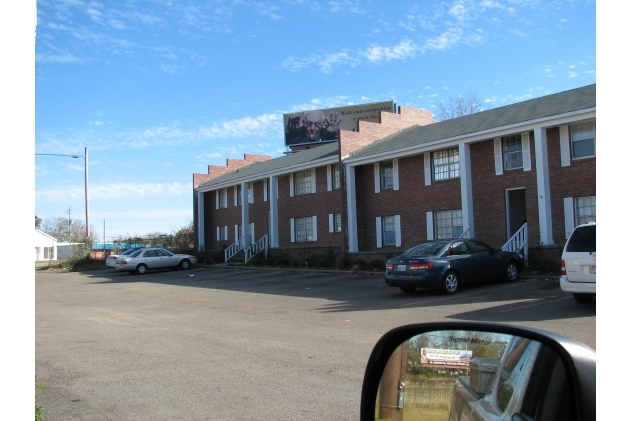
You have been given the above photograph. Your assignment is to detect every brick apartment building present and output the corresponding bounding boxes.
[193,84,595,266]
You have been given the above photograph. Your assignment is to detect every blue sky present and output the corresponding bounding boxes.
[34,0,596,242]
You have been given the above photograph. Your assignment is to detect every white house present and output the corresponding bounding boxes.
[35,229,58,262]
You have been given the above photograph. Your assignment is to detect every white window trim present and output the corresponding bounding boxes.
[393,159,399,191]
[424,153,431,186]
[217,226,220,241]
[224,226,228,241]
[263,179,268,202]
[312,216,318,241]
[222,189,227,208]
[290,174,294,198]
[234,225,239,242]
[570,120,596,160]
[376,217,382,248]
[560,125,571,167]
[563,197,575,239]
[376,215,401,247]
[248,182,254,203]
[290,218,295,242]
[215,190,220,209]
[494,137,503,176]
[311,168,316,194]
[426,212,434,240]
[249,223,255,244]
[327,165,332,191]
[329,213,334,232]
[234,186,238,206]
[374,163,381,193]
[522,132,532,171]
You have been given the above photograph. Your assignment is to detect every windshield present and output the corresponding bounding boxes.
[401,241,448,257]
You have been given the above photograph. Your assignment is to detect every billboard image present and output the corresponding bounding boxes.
[420,348,473,367]
[284,101,394,146]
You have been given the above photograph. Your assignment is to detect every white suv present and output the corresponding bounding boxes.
[560,221,596,303]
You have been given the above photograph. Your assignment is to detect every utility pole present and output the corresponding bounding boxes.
[85,147,90,238]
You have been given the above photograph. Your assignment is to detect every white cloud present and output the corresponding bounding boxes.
[364,39,418,62]
[568,71,578,78]
[36,52,83,63]
[37,182,191,200]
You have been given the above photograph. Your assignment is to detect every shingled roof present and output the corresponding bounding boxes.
[196,141,339,190]
[346,84,595,160]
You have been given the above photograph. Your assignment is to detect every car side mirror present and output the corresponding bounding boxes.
[359,322,595,421]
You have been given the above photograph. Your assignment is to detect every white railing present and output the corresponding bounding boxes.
[245,235,268,263]
[224,238,243,262]
[502,223,528,266]
[458,228,471,239]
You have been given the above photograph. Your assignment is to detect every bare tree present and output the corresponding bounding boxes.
[433,92,485,121]
[40,216,97,243]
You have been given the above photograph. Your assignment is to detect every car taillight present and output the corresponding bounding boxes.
[410,262,433,271]
[386,263,394,270]
[561,259,566,275]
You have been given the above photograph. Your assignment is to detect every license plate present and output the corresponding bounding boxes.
[397,265,407,271]
[589,266,596,274]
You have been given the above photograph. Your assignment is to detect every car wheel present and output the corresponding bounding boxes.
[135,264,148,275]
[441,271,459,295]
[573,293,595,303]
[399,286,416,293]
[503,261,519,282]
[180,259,191,270]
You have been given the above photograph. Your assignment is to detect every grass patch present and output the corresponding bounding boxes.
[35,378,49,421]
[37,255,107,272]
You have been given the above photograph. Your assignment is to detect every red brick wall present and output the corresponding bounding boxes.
[469,135,539,249]
[354,154,461,252]
[546,126,596,244]
[277,167,345,248]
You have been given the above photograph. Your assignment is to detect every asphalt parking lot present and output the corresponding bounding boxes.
[36,266,595,420]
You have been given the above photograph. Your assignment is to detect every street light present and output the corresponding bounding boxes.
[36,147,90,238]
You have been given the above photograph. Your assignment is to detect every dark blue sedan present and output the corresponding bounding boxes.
[385,239,523,294]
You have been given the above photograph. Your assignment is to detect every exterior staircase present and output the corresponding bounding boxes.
[502,223,528,266]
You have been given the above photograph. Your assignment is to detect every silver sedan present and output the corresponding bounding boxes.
[115,248,197,275]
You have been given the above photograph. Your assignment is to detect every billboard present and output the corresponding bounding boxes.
[284,101,395,147]
[420,348,473,367]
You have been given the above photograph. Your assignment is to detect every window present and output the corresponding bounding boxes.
[571,122,595,158]
[382,216,396,245]
[332,164,340,189]
[433,148,459,180]
[44,247,54,259]
[294,170,312,196]
[334,213,342,232]
[294,217,313,242]
[381,162,393,189]
[575,196,596,226]
[503,135,523,170]
[219,189,227,208]
[235,185,241,206]
[217,226,228,241]
[435,210,463,239]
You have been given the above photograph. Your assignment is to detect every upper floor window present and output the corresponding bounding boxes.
[294,170,312,196]
[575,196,596,226]
[503,135,523,170]
[571,122,595,158]
[332,164,340,189]
[219,189,227,208]
[381,161,394,189]
[433,148,459,181]
[435,209,463,239]
[235,185,242,206]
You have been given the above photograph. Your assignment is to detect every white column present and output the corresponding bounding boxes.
[346,165,359,252]
[269,176,279,247]
[534,127,553,244]
[241,182,249,246]
[459,143,474,238]
[197,191,205,250]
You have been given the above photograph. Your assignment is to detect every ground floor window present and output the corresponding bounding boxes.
[294,217,314,242]
[382,216,396,245]
[44,247,54,259]
[575,196,596,226]
[435,209,463,239]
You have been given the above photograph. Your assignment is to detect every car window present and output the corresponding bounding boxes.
[157,250,172,257]
[467,240,492,253]
[130,250,143,257]
[448,241,470,256]
[143,250,158,257]
[566,225,596,253]
[401,241,448,257]
[121,249,137,256]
